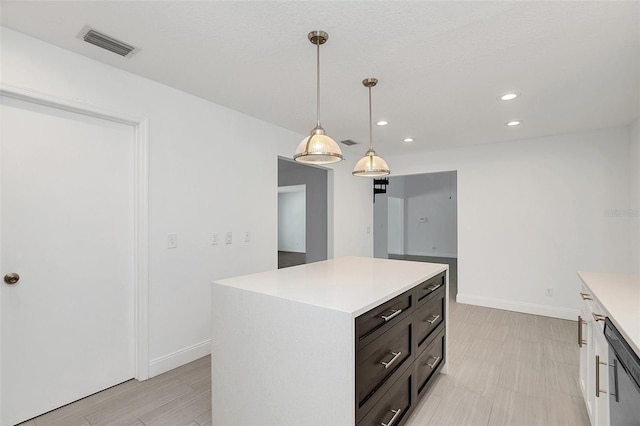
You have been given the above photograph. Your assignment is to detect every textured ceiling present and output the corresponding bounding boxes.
[1,1,639,158]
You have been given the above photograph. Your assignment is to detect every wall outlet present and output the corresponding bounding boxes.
[211,233,218,245]
[244,231,250,242]
[167,233,177,249]
[225,232,232,245]
[546,288,553,296]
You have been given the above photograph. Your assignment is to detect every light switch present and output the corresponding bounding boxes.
[211,233,218,245]
[244,232,250,242]
[225,232,232,245]
[168,233,178,249]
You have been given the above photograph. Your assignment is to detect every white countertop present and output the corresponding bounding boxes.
[213,256,447,318]
[578,271,640,355]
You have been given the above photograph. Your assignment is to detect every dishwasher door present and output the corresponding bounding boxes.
[605,318,640,426]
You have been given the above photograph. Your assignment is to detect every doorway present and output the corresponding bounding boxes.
[373,171,458,298]
[277,158,328,268]
[0,90,148,425]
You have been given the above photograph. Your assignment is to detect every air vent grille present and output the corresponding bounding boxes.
[77,25,139,57]
[341,139,358,146]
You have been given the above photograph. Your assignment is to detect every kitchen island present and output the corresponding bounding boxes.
[210,256,449,425]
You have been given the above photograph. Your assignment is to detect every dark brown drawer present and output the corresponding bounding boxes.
[356,315,413,414]
[356,288,414,350]
[357,367,413,426]
[415,325,445,397]
[416,272,445,304]
[414,286,445,351]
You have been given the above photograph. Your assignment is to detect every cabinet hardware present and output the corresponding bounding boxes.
[380,309,402,322]
[381,408,402,426]
[595,355,610,397]
[592,313,605,322]
[379,351,402,369]
[580,292,592,300]
[426,356,441,369]
[3,272,19,285]
[577,315,586,347]
[426,283,442,292]
[425,314,441,325]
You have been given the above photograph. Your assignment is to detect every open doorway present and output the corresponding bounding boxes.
[373,171,458,298]
[277,158,328,268]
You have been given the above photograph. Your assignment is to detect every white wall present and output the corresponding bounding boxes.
[385,127,634,319]
[0,27,373,376]
[630,119,640,274]
[277,189,306,253]
[404,172,458,258]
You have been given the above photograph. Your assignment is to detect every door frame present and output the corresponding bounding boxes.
[0,82,150,404]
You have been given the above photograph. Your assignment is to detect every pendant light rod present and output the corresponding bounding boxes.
[316,40,321,128]
[363,78,378,151]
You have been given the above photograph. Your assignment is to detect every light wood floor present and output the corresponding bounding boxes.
[277,250,306,269]
[20,300,588,426]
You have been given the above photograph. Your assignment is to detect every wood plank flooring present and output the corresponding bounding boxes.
[20,299,588,426]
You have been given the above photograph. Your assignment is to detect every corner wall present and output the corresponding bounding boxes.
[0,27,373,375]
[385,127,633,319]
[630,119,640,274]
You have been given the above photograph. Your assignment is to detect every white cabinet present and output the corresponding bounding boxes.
[578,285,610,426]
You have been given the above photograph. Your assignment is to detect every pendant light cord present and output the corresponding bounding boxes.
[316,41,321,128]
[368,85,373,150]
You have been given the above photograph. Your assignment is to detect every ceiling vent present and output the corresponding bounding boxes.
[76,25,140,58]
[340,139,359,146]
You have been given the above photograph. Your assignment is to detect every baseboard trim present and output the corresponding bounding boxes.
[148,339,211,378]
[456,293,579,320]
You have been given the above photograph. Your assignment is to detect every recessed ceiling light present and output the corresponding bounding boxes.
[506,120,522,127]
[403,138,414,143]
[376,120,388,126]
[499,93,519,101]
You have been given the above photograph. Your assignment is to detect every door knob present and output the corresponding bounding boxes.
[4,273,20,285]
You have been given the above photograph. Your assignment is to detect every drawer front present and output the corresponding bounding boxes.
[416,272,445,304]
[358,367,413,426]
[414,286,445,350]
[356,316,413,411]
[415,325,445,396]
[356,288,414,349]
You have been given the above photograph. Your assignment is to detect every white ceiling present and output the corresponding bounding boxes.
[2,1,639,157]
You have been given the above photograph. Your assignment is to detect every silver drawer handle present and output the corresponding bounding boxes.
[592,312,605,322]
[426,314,440,324]
[380,351,402,369]
[426,283,442,292]
[580,292,593,300]
[380,309,402,322]
[426,356,441,369]
[381,408,402,426]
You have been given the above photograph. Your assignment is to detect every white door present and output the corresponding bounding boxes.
[0,96,135,425]
[388,197,404,255]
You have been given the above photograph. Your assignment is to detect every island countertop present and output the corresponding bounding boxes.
[577,271,640,355]
[213,256,448,318]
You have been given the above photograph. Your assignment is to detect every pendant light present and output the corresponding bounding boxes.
[294,31,343,164]
[353,78,390,177]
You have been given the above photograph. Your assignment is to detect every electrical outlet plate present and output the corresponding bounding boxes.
[546,288,553,296]
[225,232,232,244]
[211,233,218,245]
[244,231,250,242]
[168,233,177,249]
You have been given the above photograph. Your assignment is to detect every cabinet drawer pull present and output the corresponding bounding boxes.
[426,356,441,369]
[596,355,608,397]
[577,315,586,347]
[380,351,402,369]
[380,309,402,322]
[580,292,593,300]
[426,283,442,292]
[425,314,441,324]
[592,313,605,322]
[381,408,402,426]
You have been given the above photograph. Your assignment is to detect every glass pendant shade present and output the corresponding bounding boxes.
[294,133,343,164]
[352,148,390,177]
[294,31,343,164]
[353,77,390,177]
